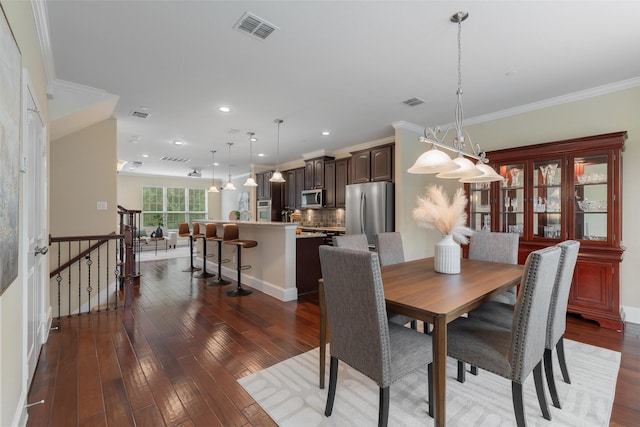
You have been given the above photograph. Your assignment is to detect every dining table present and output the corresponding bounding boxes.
[318,256,524,427]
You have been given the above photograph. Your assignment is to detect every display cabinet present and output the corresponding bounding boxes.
[466,132,626,330]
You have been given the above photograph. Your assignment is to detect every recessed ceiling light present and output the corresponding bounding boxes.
[258,153,265,157]
[322,130,331,136]
[219,106,231,113]
[173,140,184,146]
[141,154,149,158]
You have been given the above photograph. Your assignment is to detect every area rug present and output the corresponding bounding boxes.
[238,339,620,426]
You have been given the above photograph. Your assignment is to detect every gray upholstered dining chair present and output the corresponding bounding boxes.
[466,240,580,409]
[332,233,369,251]
[446,245,561,427]
[468,231,520,304]
[335,233,416,330]
[319,246,433,426]
[374,232,405,266]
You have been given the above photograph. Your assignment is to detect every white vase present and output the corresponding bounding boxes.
[434,234,461,274]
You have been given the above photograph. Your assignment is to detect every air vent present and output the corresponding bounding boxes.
[130,110,151,119]
[227,128,241,134]
[128,161,143,169]
[234,12,278,40]
[160,156,191,163]
[402,97,426,107]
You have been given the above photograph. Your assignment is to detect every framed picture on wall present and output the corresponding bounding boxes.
[0,4,21,295]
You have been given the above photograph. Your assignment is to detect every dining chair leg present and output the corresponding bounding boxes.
[556,337,571,383]
[511,381,526,427]
[379,386,390,427]
[470,365,478,375]
[410,320,417,330]
[427,363,434,418]
[534,361,552,420]
[325,357,339,417]
[544,348,561,408]
[457,361,466,383]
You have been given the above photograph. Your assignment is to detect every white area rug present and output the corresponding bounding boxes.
[238,340,620,426]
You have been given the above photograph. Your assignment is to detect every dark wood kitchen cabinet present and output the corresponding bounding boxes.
[324,158,349,208]
[466,131,626,330]
[283,167,305,209]
[256,171,272,200]
[351,144,393,183]
[296,237,325,295]
[304,156,333,190]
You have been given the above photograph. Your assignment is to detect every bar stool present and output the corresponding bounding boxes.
[206,224,232,286]
[192,223,214,279]
[223,223,256,297]
[179,222,201,273]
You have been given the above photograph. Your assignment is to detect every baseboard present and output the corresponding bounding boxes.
[621,305,640,325]
[201,260,298,302]
[12,390,28,427]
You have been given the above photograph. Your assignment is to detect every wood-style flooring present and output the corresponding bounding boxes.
[26,256,640,426]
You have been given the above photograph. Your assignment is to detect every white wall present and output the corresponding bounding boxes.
[394,85,640,322]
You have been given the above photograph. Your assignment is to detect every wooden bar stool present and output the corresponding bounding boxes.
[206,224,232,286]
[192,223,214,279]
[179,222,201,273]
[222,223,256,297]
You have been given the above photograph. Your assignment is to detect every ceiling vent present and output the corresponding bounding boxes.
[127,161,143,170]
[188,169,201,177]
[160,155,191,163]
[234,12,278,40]
[130,109,151,119]
[402,97,426,107]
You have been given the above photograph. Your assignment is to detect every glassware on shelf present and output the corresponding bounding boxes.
[539,165,548,185]
[502,176,510,187]
[511,168,522,187]
[504,196,510,212]
[546,163,558,185]
[510,198,518,212]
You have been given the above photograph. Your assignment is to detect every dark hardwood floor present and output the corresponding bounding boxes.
[27,256,640,426]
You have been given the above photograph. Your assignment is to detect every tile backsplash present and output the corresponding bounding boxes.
[296,208,345,228]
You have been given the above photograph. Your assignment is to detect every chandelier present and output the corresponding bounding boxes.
[408,11,502,183]
[208,149,219,193]
[223,142,236,190]
[244,132,258,187]
[269,119,286,183]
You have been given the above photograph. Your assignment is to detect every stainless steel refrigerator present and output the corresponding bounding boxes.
[345,181,394,247]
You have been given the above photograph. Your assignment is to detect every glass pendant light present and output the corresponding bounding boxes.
[244,132,258,187]
[223,142,236,190]
[208,149,219,193]
[269,119,286,183]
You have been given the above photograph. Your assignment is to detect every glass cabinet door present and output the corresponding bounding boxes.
[498,163,525,236]
[468,182,492,232]
[574,155,608,241]
[532,159,563,239]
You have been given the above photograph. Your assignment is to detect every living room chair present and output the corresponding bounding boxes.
[466,240,580,409]
[332,233,369,251]
[319,246,433,426]
[446,245,561,427]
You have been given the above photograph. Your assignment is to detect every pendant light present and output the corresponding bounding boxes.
[408,11,502,183]
[223,142,236,190]
[208,149,219,193]
[269,119,286,183]
[243,132,258,187]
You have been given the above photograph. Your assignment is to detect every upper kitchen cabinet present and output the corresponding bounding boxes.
[467,131,626,330]
[351,144,394,183]
[304,156,334,190]
[324,158,349,208]
[256,171,272,200]
[283,167,305,209]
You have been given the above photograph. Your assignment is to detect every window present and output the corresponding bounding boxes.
[142,186,207,230]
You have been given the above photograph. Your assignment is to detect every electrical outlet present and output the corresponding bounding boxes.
[96,201,107,211]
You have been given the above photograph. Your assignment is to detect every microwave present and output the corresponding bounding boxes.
[301,189,324,209]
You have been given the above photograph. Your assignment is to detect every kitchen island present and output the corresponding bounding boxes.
[194,221,300,301]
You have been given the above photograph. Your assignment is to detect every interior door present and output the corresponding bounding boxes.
[23,74,48,383]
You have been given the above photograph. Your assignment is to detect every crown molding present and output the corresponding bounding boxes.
[31,0,56,96]
[395,78,640,134]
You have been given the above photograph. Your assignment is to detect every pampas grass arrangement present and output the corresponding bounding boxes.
[413,185,474,244]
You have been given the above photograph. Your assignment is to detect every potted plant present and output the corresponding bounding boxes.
[152,214,164,238]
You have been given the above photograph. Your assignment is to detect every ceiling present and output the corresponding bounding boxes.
[44,1,640,181]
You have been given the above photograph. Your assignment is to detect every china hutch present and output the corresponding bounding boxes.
[466,132,626,330]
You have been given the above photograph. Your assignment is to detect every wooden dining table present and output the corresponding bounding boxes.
[318,257,524,427]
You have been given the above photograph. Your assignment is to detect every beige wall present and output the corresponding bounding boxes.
[50,119,117,236]
[117,174,222,224]
[0,1,49,425]
[395,86,640,321]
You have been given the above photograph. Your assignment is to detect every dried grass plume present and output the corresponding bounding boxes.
[412,185,474,244]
